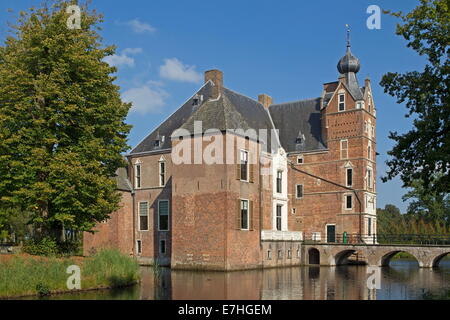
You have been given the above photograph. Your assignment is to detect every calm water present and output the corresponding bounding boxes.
[39,258,450,300]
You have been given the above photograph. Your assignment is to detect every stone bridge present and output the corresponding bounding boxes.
[303,243,450,268]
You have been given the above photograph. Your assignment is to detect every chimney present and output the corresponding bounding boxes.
[365,77,371,88]
[258,94,273,109]
[205,69,223,100]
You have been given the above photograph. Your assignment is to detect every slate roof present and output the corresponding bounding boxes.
[114,167,132,192]
[131,85,277,154]
[131,82,214,154]
[269,98,327,153]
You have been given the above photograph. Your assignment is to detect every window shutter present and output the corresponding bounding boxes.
[236,199,242,229]
[249,200,254,230]
[249,164,254,183]
[236,163,241,180]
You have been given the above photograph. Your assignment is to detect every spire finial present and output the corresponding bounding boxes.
[346,24,351,48]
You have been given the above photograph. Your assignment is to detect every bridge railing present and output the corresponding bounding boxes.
[301,233,450,246]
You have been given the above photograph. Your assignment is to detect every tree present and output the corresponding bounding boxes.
[0,0,131,240]
[380,0,450,194]
[403,178,450,224]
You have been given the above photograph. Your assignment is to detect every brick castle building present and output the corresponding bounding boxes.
[84,40,378,270]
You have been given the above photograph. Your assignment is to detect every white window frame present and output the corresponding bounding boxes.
[346,168,353,187]
[340,139,348,159]
[367,167,373,189]
[296,184,304,199]
[240,149,249,182]
[275,204,283,231]
[138,201,149,231]
[240,199,250,231]
[276,170,283,194]
[135,163,142,189]
[338,93,346,112]
[158,200,170,231]
[345,194,353,210]
[159,160,166,187]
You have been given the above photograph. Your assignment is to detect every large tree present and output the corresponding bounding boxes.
[0,0,131,240]
[381,0,449,194]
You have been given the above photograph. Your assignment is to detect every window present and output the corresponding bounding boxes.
[346,168,353,187]
[136,240,142,255]
[276,205,282,231]
[367,168,373,189]
[368,145,372,160]
[287,249,292,259]
[160,240,166,254]
[240,200,249,230]
[296,184,304,199]
[292,208,297,215]
[159,161,166,187]
[345,195,353,210]
[135,164,141,189]
[297,248,301,258]
[338,94,345,111]
[139,202,149,231]
[368,95,372,113]
[267,250,272,260]
[158,200,169,231]
[278,250,283,259]
[276,171,283,193]
[297,156,304,164]
[240,150,249,181]
[340,140,348,159]
[154,140,161,147]
[368,218,372,236]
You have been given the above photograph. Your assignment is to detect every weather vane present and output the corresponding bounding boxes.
[346,24,351,47]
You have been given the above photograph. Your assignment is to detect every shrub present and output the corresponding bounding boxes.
[23,237,58,256]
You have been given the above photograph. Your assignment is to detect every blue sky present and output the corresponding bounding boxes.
[0,0,425,212]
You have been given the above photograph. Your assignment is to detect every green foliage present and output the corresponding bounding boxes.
[0,249,139,298]
[36,282,50,297]
[380,0,450,194]
[377,204,450,235]
[23,237,58,256]
[0,0,131,239]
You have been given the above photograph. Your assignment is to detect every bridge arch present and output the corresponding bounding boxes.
[308,248,320,265]
[380,250,421,267]
[335,249,356,266]
[432,252,450,268]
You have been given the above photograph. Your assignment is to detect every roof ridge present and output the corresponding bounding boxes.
[223,87,264,107]
[271,97,321,107]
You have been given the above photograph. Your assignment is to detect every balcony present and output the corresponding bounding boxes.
[261,230,303,241]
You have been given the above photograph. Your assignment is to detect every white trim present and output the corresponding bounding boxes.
[338,93,346,112]
[158,199,170,232]
[240,198,250,231]
[239,149,249,182]
[138,201,149,231]
[295,184,304,199]
[344,194,353,210]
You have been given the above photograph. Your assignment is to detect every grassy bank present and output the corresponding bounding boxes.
[0,249,140,299]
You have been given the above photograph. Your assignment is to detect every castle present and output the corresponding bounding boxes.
[84,40,377,270]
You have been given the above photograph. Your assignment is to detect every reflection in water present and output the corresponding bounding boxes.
[38,258,450,300]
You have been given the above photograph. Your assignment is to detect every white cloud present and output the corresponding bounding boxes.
[103,48,143,68]
[127,19,156,34]
[122,85,169,114]
[159,58,202,83]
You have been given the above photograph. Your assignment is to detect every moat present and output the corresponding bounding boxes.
[28,257,449,300]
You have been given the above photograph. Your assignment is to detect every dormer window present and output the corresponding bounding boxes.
[356,101,365,109]
[192,94,203,106]
[154,140,161,147]
[296,133,305,145]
